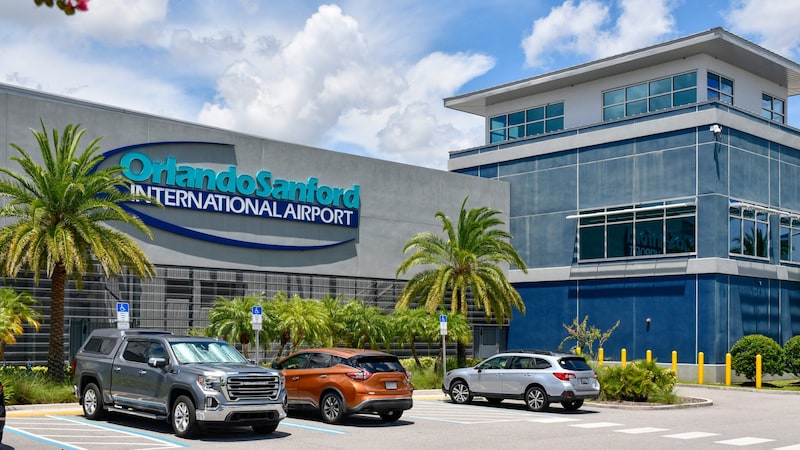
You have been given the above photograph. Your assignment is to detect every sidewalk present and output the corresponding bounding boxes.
[5,389,448,417]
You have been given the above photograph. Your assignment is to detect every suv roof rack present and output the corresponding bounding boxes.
[503,349,560,355]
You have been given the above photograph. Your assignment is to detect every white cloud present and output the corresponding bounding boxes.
[727,0,800,58]
[67,0,169,45]
[522,0,675,69]
[197,4,494,169]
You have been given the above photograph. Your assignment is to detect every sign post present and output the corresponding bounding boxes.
[116,302,130,329]
[440,314,448,387]
[251,306,263,365]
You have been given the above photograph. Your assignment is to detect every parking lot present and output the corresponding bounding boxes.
[4,387,800,449]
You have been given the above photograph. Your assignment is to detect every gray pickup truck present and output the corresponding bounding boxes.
[72,328,287,438]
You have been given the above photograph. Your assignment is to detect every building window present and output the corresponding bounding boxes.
[761,93,785,123]
[707,72,733,104]
[575,200,696,261]
[489,102,564,143]
[729,205,768,258]
[602,72,697,121]
[780,215,800,263]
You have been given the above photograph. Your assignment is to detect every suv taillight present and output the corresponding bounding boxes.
[346,369,372,381]
[71,357,77,375]
[552,372,576,381]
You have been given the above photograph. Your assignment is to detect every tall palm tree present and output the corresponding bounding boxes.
[396,196,528,322]
[396,197,527,367]
[0,121,155,380]
[0,287,42,361]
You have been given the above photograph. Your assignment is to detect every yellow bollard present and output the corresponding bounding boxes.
[621,348,627,367]
[756,354,762,389]
[598,348,604,367]
[698,352,704,385]
[646,350,652,363]
[672,350,677,373]
[725,353,731,386]
[576,346,581,355]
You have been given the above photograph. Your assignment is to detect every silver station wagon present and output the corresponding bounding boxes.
[442,350,600,411]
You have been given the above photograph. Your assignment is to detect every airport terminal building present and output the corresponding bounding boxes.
[4,27,800,371]
[0,83,508,364]
[446,28,800,368]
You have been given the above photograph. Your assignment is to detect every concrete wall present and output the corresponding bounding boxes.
[0,84,509,281]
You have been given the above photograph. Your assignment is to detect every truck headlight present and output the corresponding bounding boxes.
[198,374,222,392]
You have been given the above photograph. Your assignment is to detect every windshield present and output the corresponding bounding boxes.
[170,341,248,364]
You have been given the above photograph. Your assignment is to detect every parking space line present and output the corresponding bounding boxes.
[5,426,85,450]
[280,420,348,434]
[714,437,775,446]
[55,415,186,447]
[663,431,720,440]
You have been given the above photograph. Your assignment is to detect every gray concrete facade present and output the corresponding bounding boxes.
[0,83,509,364]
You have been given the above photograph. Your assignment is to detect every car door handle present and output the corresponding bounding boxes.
[139,370,148,375]
[319,375,327,379]
[114,367,121,372]
[292,376,300,381]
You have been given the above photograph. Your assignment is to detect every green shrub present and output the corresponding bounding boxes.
[0,364,75,405]
[400,356,481,390]
[783,335,800,377]
[730,334,784,381]
[596,360,676,402]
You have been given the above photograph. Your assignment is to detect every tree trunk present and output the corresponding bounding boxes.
[457,341,467,368]
[411,336,421,367]
[47,263,66,382]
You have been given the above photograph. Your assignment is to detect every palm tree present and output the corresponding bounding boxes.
[396,196,527,366]
[396,196,527,321]
[0,287,42,361]
[390,307,430,366]
[0,121,156,380]
[206,295,263,358]
[340,299,392,351]
[271,294,328,358]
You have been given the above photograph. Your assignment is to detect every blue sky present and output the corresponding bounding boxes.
[2,0,799,169]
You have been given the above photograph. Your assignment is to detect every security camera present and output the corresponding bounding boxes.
[709,124,722,134]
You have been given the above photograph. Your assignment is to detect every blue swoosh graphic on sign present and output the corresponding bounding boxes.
[120,203,354,250]
[97,142,355,251]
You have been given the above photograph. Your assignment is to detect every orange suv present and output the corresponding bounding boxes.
[272,348,413,424]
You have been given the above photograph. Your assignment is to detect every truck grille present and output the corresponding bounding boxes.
[225,375,281,401]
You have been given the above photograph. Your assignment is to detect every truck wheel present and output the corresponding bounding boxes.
[82,383,106,420]
[320,392,346,424]
[171,395,200,438]
[252,420,280,434]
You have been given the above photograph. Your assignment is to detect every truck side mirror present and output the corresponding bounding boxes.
[148,357,168,368]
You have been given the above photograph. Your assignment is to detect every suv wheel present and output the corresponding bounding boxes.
[524,386,549,412]
[378,410,403,422]
[320,392,346,424]
[449,380,473,404]
[82,383,106,420]
[172,395,200,438]
[561,399,584,411]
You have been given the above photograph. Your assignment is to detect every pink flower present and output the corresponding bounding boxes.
[74,0,90,11]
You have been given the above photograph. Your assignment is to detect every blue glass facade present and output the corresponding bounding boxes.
[453,104,800,365]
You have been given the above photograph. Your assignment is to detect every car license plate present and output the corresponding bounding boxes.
[385,381,397,390]
[580,377,588,384]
